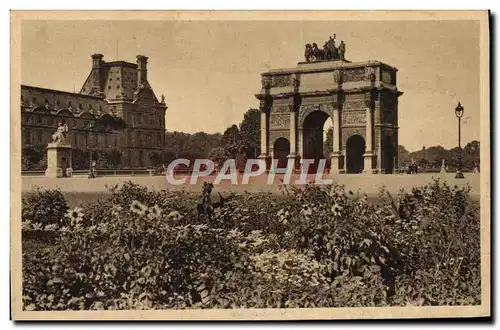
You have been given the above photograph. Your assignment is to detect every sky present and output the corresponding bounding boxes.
[21,19,480,152]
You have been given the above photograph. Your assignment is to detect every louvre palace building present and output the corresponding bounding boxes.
[21,54,167,170]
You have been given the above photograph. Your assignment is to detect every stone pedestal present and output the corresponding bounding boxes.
[330,152,343,174]
[45,143,73,178]
[440,159,446,174]
[363,153,374,174]
[287,153,300,171]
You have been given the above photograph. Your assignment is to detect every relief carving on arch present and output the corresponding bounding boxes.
[343,68,366,82]
[342,111,366,125]
[384,110,395,123]
[343,101,366,111]
[270,113,290,129]
[271,74,293,88]
[272,105,293,113]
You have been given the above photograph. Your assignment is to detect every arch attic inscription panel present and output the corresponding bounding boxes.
[255,35,403,174]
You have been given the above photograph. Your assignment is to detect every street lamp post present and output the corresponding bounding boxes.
[455,102,465,179]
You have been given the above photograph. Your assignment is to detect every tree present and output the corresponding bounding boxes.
[463,140,480,170]
[104,148,123,168]
[208,147,227,167]
[164,131,223,159]
[159,150,176,165]
[239,108,261,158]
[22,145,45,170]
[323,127,333,158]
[398,145,410,168]
[149,151,161,167]
[72,149,90,170]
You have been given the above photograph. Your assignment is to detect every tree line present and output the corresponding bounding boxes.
[21,108,479,172]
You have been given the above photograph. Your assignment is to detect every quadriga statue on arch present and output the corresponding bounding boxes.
[304,34,345,62]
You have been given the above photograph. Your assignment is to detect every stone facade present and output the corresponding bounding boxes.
[256,58,402,174]
[21,54,167,169]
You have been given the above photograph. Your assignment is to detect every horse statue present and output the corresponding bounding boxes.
[312,43,323,61]
[51,122,68,144]
[304,35,345,62]
[304,43,313,62]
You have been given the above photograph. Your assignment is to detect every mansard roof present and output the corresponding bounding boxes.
[21,85,108,117]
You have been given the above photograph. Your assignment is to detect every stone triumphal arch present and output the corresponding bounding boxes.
[255,36,403,174]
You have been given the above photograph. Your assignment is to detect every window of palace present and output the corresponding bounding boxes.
[24,132,32,145]
[37,115,43,124]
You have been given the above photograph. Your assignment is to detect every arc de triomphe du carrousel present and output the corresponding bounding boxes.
[255,35,403,174]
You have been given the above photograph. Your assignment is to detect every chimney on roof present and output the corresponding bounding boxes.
[90,53,104,93]
[136,55,148,88]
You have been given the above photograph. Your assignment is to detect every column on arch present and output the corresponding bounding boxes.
[288,106,297,157]
[287,105,299,171]
[259,107,268,157]
[330,104,342,174]
[363,104,374,174]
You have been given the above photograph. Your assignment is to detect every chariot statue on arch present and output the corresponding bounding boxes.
[304,33,346,62]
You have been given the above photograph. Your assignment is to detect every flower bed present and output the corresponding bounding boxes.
[21,179,481,310]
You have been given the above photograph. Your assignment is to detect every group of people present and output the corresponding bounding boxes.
[407,161,419,174]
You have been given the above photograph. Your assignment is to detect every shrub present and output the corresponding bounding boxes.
[22,179,481,310]
[22,188,68,226]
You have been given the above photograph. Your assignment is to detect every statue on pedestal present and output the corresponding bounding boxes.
[440,159,447,173]
[51,122,68,144]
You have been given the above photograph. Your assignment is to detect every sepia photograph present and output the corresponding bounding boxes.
[10,10,490,320]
